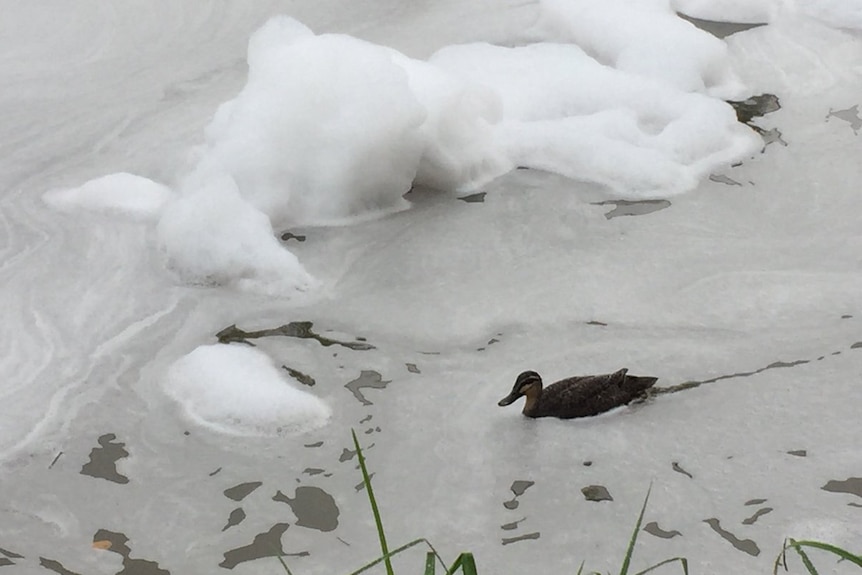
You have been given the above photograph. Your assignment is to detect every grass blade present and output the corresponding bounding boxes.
[789,539,862,568]
[619,485,652,575]
[275,553,295,575]
[349,539,432,575]
[425,551,436,575]
[352,429,393,575]
[633,557,688,575]
[445,552,478,575]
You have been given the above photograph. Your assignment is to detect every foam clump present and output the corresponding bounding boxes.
[193,14,427,228]
[163,344,331,436]
[156,174,315,294]
[431,42,759,197]
[531,0,747,99]
[43,172,172,220]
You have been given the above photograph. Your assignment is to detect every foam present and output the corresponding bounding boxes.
[42,172,172,221]
[163,344,331,436]
[531,0,747,99]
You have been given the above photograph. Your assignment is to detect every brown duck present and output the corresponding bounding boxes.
[498,369,658,419]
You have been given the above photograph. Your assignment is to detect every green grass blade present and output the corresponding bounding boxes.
[619,485,652,575]
[275,554,295,575]
[632,557,688,575]
[425,551,436,575]
[352,429,394,575]
[348,538,430,575]
[576,560,585,575]
[790,539,862,568]
[444,552,477,575]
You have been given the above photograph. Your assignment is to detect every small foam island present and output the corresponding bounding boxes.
[164,344,331,436]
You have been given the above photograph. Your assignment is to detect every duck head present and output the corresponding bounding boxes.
[498,371,543,407]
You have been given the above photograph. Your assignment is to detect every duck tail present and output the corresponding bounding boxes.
[626,375,658,393]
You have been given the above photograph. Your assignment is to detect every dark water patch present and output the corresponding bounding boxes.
[339,448,357,462]
[344,371,390,405]
[222,508,246,532]
[360,415,372,423]
[364,427,381,434]
[282,366,315,387]
[503,499,519,510]
[677,13,766,38]
[827,105,862,134]
[594,199,671,219]
[501,517,526,531]
[81,434,129,484]
[842,314,853,319]
[850,502,862,508]
[501,532,540,545]
[728,94,780,124]
[586,320,607,327]
[419,351,440,355]
[742,507,773,525]
[406,363,420,374]
[304,441,323,448]
[209,467,222,476]
[0,558,13,567]
[220,524,308,569]
[303,468,325,476]
[745,498,767,506]
[488,337,500,345]
[92,529,170,574]
[787,450,807,457]
[583,461,593,467]
[39,558,82,575]
[458,192,486,203]
[0,548,22,559]
[822,478,862,498]
[851,342,862,349]
[274,486,339,532]
[832,351,841,355]
[653,358,809,396]
[672,462,693,478]
[709,174,742,186]
[643,522,681,539]
[703,519,760,556]
[216,322,375,350]
[582,485,613,502]
[49,452,63,469]
[280,232,306,242]
[355,474,374,492]
[224,482,262,502]
[510,480,534,497]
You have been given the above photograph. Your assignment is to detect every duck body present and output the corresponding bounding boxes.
[498,369,658,419]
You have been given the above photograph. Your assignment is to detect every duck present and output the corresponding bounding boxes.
[497,369,658,419]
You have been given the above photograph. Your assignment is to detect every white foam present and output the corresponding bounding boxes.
[431,42,760,196]
[194,22,426,228]
[156,173,315,295]
[43,172,172,221]
[163,344,331,436]
[531,0,747,99]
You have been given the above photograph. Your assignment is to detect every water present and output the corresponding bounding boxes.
[2,2,862,575]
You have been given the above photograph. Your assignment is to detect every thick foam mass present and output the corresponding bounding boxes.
[193,16,427,228]
[163,344,331,436]
[42,172,172,220]
[156,175,315,294]
[532,0,746,99]
[431,42,759,197]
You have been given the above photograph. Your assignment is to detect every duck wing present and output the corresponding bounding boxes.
[537,369,653,418]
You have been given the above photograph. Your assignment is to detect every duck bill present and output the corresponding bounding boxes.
[498,393,519,406]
